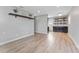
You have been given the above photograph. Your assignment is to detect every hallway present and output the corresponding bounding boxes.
[0,32,78,53]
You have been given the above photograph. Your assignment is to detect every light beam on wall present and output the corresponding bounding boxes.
[68,15,71,24]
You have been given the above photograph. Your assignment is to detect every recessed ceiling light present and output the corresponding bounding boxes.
[37,10,40,13]
[58,14,62,16]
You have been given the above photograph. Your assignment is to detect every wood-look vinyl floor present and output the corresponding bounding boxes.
[0,32,79,53]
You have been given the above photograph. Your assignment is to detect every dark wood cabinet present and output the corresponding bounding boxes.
[53,26,68,33]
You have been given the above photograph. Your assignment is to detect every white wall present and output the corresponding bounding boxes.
[69,7,79,46]
[48,18,53,31]
[35,14,48,34]
[48,18,53,26]
[0,6,34,44]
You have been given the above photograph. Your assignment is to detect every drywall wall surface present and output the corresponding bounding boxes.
[0,6,34,44]
[69,7,79,46]
[35,14,48,34]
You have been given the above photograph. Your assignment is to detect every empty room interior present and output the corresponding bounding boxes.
[0,6,79,53]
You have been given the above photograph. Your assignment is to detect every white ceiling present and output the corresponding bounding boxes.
[20,6,72,17]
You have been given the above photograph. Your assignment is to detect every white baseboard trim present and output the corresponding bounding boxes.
[35,32,48,34]
[0,33,34,46]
